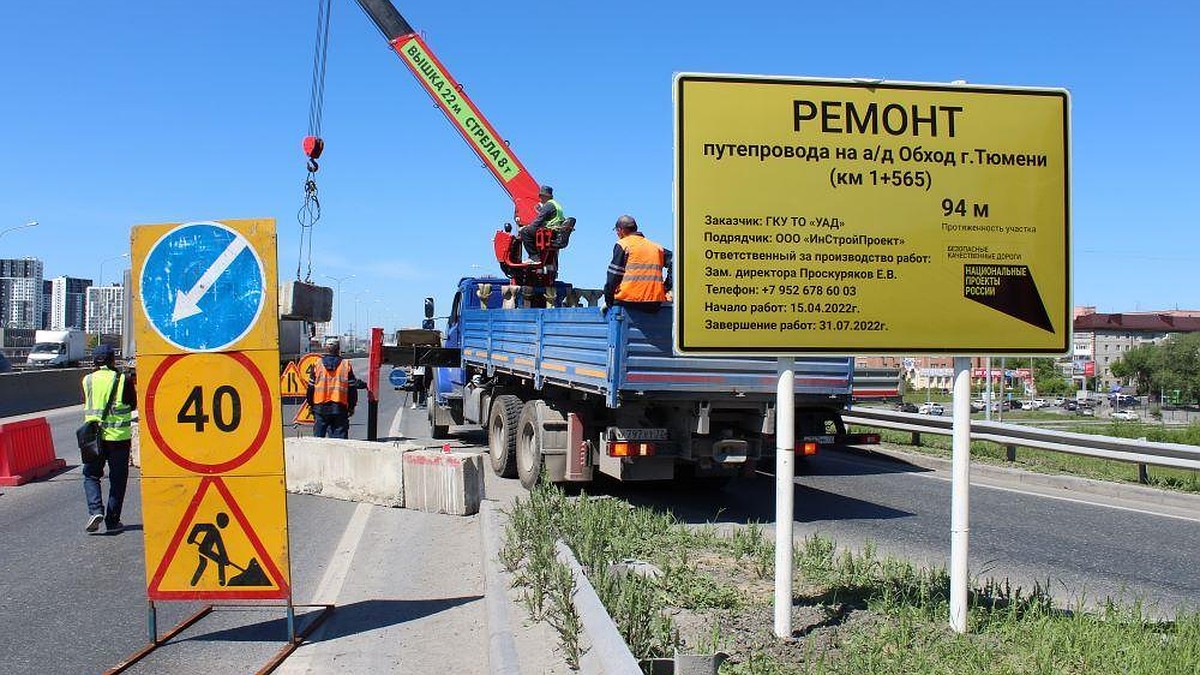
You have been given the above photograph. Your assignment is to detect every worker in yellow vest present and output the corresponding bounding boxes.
[306,341,359,439]
[81,344,136,534]
[603,215,673,312]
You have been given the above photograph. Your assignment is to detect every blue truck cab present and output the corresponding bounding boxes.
[426,277,866,488]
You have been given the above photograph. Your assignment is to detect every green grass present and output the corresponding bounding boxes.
[851,424,1200,493]
[503,482,1200,674]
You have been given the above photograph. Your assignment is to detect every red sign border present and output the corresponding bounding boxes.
[147,476,290,600]
[145,352,274,474]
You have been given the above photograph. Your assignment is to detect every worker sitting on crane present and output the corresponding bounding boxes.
[516,185,574,264]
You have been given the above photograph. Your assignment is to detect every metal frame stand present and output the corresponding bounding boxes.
[106,602,334,675]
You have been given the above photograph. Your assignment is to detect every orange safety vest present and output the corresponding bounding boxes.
[614,235,667,303]
[312,359,352,406]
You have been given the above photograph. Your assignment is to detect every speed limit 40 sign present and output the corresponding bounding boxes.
[132,218,290,601]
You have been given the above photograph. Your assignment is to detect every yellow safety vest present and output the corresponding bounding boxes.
[83,368,132,441]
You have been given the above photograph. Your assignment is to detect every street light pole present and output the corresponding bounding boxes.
[321,274,355,342]
[0,220,38,241]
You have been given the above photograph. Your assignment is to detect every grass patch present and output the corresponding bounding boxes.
[503,482,1200,674]
[852,424,1200,493]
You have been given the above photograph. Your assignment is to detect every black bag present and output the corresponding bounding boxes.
[76,373,121,464]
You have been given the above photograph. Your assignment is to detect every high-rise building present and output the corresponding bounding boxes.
[0,258,44,329]
[42,279,52,329]
[86,284,124,335]
[49,276,93,330]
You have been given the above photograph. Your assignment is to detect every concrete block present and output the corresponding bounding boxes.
[402,450,484,515]
[284,436,410,507]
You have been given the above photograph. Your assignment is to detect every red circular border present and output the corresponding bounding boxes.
[145,352,274,473]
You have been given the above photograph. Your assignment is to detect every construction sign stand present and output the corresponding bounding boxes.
[111,218,333,673]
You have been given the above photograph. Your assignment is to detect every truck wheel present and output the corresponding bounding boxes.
[429,400,450,439]
[488,394,522,477]
[516,400,545,490]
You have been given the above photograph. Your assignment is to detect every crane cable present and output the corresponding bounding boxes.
[297,0,333,282]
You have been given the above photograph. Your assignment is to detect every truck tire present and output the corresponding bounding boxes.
[516,400,545,490]
[429,400,450,439]
[488,394,522,477]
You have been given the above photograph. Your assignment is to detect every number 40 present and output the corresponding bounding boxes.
[177,385,242,432]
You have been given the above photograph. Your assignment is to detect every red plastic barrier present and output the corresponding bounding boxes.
[0,417,65,486]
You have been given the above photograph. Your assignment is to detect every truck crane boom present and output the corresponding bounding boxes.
[353,0,542,224]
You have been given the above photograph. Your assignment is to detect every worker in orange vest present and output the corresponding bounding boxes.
[306,341,359,439]
[603,215,673,312]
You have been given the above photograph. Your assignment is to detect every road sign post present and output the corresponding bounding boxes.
[673,75,1070,636]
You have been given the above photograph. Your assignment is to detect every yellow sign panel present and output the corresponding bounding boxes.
[280,360,305,399]
[673,75,1070,355]
[143,475,290,600]
[138,350,284,478]
[131,219,279,356]
[297,352,323,388]
[293,401,314,425]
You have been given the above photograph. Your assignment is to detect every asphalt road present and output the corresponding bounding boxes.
[4,370,1199,673]
[0,359,493,675]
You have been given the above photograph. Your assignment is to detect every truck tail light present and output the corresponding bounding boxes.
[608,442,656,457]
[797,441,819,456]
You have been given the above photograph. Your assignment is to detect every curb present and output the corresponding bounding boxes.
[840,443,1200,514]
[554,540,641,675]
[480,500,522,675]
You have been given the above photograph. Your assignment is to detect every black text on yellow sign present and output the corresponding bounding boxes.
[673,74,1070,355]
[139,350,284,479]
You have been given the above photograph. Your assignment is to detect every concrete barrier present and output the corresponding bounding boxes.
[0,368,89,417]
[402,450,484,515]
[284,437,409,507]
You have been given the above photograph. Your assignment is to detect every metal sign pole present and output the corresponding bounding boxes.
[773,356,795,639]
[949,356,972,633]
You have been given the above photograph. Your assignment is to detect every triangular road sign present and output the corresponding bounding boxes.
[293,401,314,425]
[280,360,305,400]
[147,476,290,600]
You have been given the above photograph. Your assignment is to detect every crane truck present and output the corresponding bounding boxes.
[349,1,879,487]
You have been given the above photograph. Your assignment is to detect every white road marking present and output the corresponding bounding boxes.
[277,502,373,674]
[910,470,1200,524]
[388,395,407,438]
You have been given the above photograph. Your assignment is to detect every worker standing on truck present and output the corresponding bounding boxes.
[604,215,673,311]
[516,185,569,264]
[306,341,359,439]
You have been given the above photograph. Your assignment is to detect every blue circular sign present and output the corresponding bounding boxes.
[389,368,408,388]
[140,221,265,352]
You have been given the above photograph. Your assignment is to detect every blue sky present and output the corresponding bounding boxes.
[1,0,1196,333]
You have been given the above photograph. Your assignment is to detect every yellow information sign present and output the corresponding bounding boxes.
[132,218,290,603]
[138,350,284,479]
[142,475,290,600]
[280,360,305,400]
[674,74,1070,355]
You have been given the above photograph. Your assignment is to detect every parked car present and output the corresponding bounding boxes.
[918,402,945,416]
[895,402,919,413]
[1063,400,1078,411]
[1112,410,1139,421]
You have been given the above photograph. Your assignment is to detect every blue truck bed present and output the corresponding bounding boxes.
[459,303,853,408]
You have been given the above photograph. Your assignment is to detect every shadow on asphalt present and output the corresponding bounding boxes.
[577,471,914,526]
[189,596,483,643]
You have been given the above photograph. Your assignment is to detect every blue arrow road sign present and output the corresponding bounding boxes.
[140,221,265,352]
[389,368,408,388]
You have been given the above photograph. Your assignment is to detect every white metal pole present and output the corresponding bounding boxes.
[984,357,992,421]
[774,356,795,639]
[949,356,972,633]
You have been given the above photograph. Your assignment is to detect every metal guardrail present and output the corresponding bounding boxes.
[843,406,1200,472]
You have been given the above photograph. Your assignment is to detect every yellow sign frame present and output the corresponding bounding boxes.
[673,74,1070,356]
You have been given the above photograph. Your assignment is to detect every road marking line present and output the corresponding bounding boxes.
[277,502,373,674]
[911,471,1200,524]
[388,397,407,438]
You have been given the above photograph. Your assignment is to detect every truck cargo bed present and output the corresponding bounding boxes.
[460,305,853,408]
